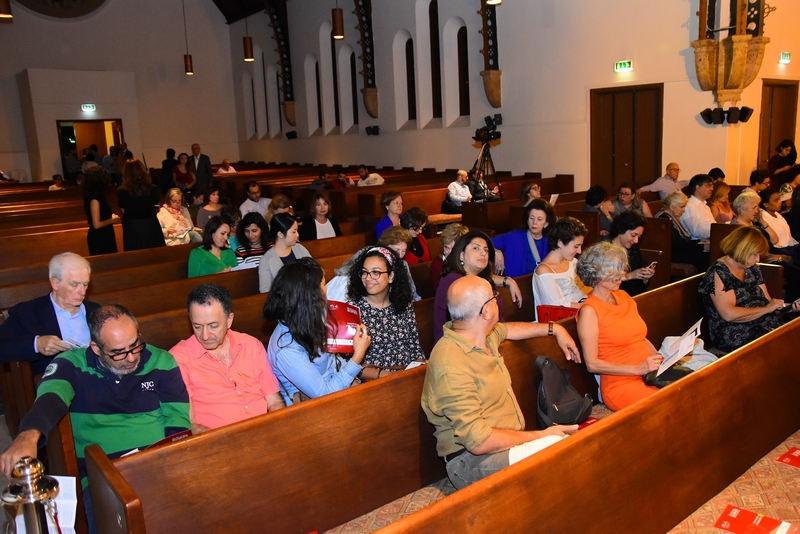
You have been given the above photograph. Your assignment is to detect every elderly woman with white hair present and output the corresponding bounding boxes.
[576,242,663,411]
[654,191,709,273]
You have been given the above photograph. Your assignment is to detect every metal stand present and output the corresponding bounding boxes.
[471,142,504,201]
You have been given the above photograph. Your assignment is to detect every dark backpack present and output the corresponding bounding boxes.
[535,356,593,429]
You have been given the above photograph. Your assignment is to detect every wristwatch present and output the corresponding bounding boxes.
[548,321,554,336]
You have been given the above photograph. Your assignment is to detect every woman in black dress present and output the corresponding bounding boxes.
[83,167,120,255]
[117,159,166,251]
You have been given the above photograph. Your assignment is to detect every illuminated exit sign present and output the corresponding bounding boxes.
[614,60,633,73]
[81,104,96,112]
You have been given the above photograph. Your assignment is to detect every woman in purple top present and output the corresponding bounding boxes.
[374,191,403,238]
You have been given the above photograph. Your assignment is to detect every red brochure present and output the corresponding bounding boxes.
[577,417,599,430]
[714,505,800,534]
[776,447,800,469]
[326,301,362,353]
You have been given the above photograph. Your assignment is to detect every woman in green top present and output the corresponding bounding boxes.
[188,216,237,278]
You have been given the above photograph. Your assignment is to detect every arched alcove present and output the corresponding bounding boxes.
[413,0,437,129]
[392,30,416,131]
[443,17,470,127]
[253,45,268,139]
[318,21,337,135]
[304,54,322,136]
[265,64,282,138]
[242,72,256,139]
[337,43,358,134]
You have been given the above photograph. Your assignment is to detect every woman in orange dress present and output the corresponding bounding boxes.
[575,242,663,411]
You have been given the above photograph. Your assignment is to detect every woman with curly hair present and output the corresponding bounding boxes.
[117,159,165,251]
[264,257,371,405]
[346,247,425,380]
[532,217,589,320]
[83,166,120,255]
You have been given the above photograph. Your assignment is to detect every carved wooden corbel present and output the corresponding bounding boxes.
[479,1,501,108]
[353,0,378,118]
[264,0,297,126]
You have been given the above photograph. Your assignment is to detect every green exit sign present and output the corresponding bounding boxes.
[779,52,791,64]
[81,104,96,112]
[614,60,633,73]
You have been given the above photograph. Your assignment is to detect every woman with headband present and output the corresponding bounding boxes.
[346,247,425,380]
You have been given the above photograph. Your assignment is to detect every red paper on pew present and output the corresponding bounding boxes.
[577,417,599,430]
[326,301,361,353]
[714,505,800,534]
[776,447,800,469]
[145,429,192,450]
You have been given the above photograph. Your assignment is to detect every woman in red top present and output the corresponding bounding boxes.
[400,207,430,265]
[576,242,663,411]
[172,152,195,191]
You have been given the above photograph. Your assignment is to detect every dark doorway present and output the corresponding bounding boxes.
[590,84,663,192]
[758,79,799,168]
[57,119,124,178]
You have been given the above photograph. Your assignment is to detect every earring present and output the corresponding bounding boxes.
[460,260,465,265]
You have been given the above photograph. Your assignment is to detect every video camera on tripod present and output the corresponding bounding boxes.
[471,114,504,201]
[473,114,503,144]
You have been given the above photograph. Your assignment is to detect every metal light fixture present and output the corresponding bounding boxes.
[182,0,193,75]
[243,17,254,62]
[332,1,344,40]
[0,0,12,19]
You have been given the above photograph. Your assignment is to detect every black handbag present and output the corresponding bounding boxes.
[535,356,593,428]
[642,364,693,388]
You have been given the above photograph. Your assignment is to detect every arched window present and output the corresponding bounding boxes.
[330,33,340,127]
[392,30,416,130]
[457,26,470,117]
[266,64,282,137]
[242,72,256,139]
[304,54,322,135]
[405,38,417,121]
[429,0,442,119]
[318,22,336,134]
[337,44,357,133]
[443,17,470,126]
[350,52,359,126]
[253,45,268,138]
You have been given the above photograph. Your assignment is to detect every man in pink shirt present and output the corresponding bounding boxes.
[170,283,285,432]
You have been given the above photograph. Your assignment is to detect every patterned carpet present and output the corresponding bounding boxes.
[326,410,800,534]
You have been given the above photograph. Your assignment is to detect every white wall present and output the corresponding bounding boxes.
[0,0,239,181]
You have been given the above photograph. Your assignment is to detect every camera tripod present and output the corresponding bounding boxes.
[471,142,504,201]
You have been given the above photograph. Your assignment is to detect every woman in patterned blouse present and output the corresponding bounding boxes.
[346,246,425,380]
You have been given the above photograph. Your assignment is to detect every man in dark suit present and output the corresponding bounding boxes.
[190,143,213,194]
[0,252,100,375]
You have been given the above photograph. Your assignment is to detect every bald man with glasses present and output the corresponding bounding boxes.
[639,162,689,201]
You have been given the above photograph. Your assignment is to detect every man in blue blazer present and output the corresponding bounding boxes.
[0,252,100,376]
[190,143,214,194]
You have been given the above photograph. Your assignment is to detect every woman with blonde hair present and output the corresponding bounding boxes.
[708,181,734,223]
[157,188,202,246]
[265,194,294,226]
[117,159,165,251]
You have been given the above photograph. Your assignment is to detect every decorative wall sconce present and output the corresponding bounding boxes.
[479,0,502,108]
[244,17,254,62]
[182,0,193,75]
[332,1,344,40]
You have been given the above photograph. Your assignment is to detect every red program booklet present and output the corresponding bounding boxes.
[714,505,800,534]
[577,417,599,430]
[326,301,362,353]
[776,447,800,469]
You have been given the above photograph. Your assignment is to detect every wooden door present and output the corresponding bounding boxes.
[590,84,663,192]
[758,80,799,167]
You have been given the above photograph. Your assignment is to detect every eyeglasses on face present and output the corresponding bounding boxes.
[359,270,389,281]
[101,339,146,361]
[479,290,500,316]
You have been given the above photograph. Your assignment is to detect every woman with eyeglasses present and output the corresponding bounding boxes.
[433,230,522,342]
[399,207,430,265]
[611,182,652,217]
[520,181,542,206]
[576,242,663,411]
[264,257,371,406]
[346,247,424,380]
[492,199,556,277]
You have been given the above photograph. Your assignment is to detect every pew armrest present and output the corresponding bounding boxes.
[86,444,145,534]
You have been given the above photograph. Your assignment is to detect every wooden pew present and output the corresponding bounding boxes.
[0,225,125,269]
[709,222,738,263]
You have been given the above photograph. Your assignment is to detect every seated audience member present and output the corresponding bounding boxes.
[468,169,499,202]
[325,246,371,303]
[680,174,715,240]
[264,257,371,405]
[235,212,271,267]
[356,165,385,186]
[493,199,556,277]
[375,190,404,237]
[330,168,356,188]
[431,223,469,293]
[708,181,735,223]
[421,275,580,490]
[196,187,223,231]
[346,247,425,380]
[611,182,652,217]
[576,242,663,411]
[220,205,242,250]
[377,226,420,301]
[0,253,99,375]
[49,174,65,191]
[759,189,800,264]
[298,193,342,241]
[610,211,654,297]
[533,217,588,320]
[188,216,237,278]
[258,213,311,293]
[639,162,688,201]
[83,167,120,256]
[708,167,726,182]
[768,139,799,187]
[158,188,202,246]
[783,187,800,241]
[583,185,615,236]
[159,148,178,193]
[0,305,190,533]
[655,192,710,273]
[173,152,196,192]
[742,169,771,195]
[434,231,522,342]
[170,284,284,432]
[697,226,798,353]
[240,181,271,217]
[309,172,330,190]
[443,170,472,214]
[519,180,542,206]
[400,207,430,264]
[265,194,294,226]
[217,159,236,174]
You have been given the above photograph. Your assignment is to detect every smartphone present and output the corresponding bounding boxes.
[648,261,657,270]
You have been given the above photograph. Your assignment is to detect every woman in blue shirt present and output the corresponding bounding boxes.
[492,199,556,277]
[263,257,371,405]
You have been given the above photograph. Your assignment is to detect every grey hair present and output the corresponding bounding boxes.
[732,191,760,217]
[447,277,493,321]
[49,252,91,281]
[576,242,628,287]
[662,191,688,209]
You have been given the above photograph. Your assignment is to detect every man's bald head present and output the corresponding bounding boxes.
[447,276,494,322]
[456,170,468,184]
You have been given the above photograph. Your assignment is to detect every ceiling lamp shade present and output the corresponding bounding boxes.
[182,0,193,75]
[332,7,344,40]
[244,36,254,62]
[0,0,12,19]
[487,0,502,5]
[184,55,194,76]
